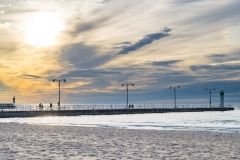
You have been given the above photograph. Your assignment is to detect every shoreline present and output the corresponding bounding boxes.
[3,121,240,134]
[0,123,239,159]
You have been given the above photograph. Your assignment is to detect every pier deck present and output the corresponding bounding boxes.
[0,105,234,118]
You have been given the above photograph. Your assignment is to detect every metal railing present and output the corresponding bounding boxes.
[0,104,234,112]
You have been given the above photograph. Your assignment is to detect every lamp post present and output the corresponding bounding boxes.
[53,79,66,109]
[122,84,134,107]
[206,88,215,107]
[170,86,180,108]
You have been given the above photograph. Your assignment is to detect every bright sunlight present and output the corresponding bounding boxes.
[25,13,64,47]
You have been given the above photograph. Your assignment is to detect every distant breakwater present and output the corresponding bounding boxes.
[0,107,234,118]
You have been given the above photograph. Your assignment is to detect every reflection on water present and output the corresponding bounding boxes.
[0,108,239,134]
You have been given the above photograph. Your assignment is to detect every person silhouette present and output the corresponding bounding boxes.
[58,102,60,110]
[50,103,52,110]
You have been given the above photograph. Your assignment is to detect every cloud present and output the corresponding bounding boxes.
[172,0,202,5]
[60,43,112,69]
[207,54,228,59]
[61,69,121,78]
[0,80,10,91]
[207,52,240,63]
[113,41,132,49]
[101,0,113,4]
[0,42,19,53]
[116,28,172,55]
[185,1,240,24]
[190,64,240,71]
[58,68,126,92]
[21,74,42,79]
[70,16,112,37]
[150,60,182,66]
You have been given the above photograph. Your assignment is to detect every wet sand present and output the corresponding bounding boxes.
[0,123,239,159]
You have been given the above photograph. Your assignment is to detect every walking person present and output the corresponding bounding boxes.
[50,103,52,111]
[58,102,60,110]
[39,103,42,110]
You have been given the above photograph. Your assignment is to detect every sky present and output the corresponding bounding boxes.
[0,0,240,105]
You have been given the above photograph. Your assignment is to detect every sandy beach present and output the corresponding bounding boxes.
[0,123,239,160]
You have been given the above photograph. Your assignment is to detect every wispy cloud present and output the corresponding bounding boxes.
[21,74,42,79]
[116,28,172,55]
[190,64,240,71]
[184,1,240,24]
[172,0,202,5]
[150,60,182,66]
[113,41,132,49]
[61,69,121,78]
[60,43,112,69]
[70,16,112,37]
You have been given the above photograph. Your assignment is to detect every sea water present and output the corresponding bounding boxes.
[0,105,239,134]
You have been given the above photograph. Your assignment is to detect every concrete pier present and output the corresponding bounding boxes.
[0,107,234,118]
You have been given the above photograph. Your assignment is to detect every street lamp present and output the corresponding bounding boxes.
[170,86,180,108]
[206,88,215,107]
[122,84,134,107]
[53,79,66,109]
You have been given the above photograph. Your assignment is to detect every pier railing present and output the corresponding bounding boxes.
[0,104,234,112]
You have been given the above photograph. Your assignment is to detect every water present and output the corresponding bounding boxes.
[0,105,239,134]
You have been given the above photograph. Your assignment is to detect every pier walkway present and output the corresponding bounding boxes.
[0,104,234,118]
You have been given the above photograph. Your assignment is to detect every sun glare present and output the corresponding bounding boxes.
[25,13,64,47]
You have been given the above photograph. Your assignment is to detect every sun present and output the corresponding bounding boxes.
[25,13,64,47]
